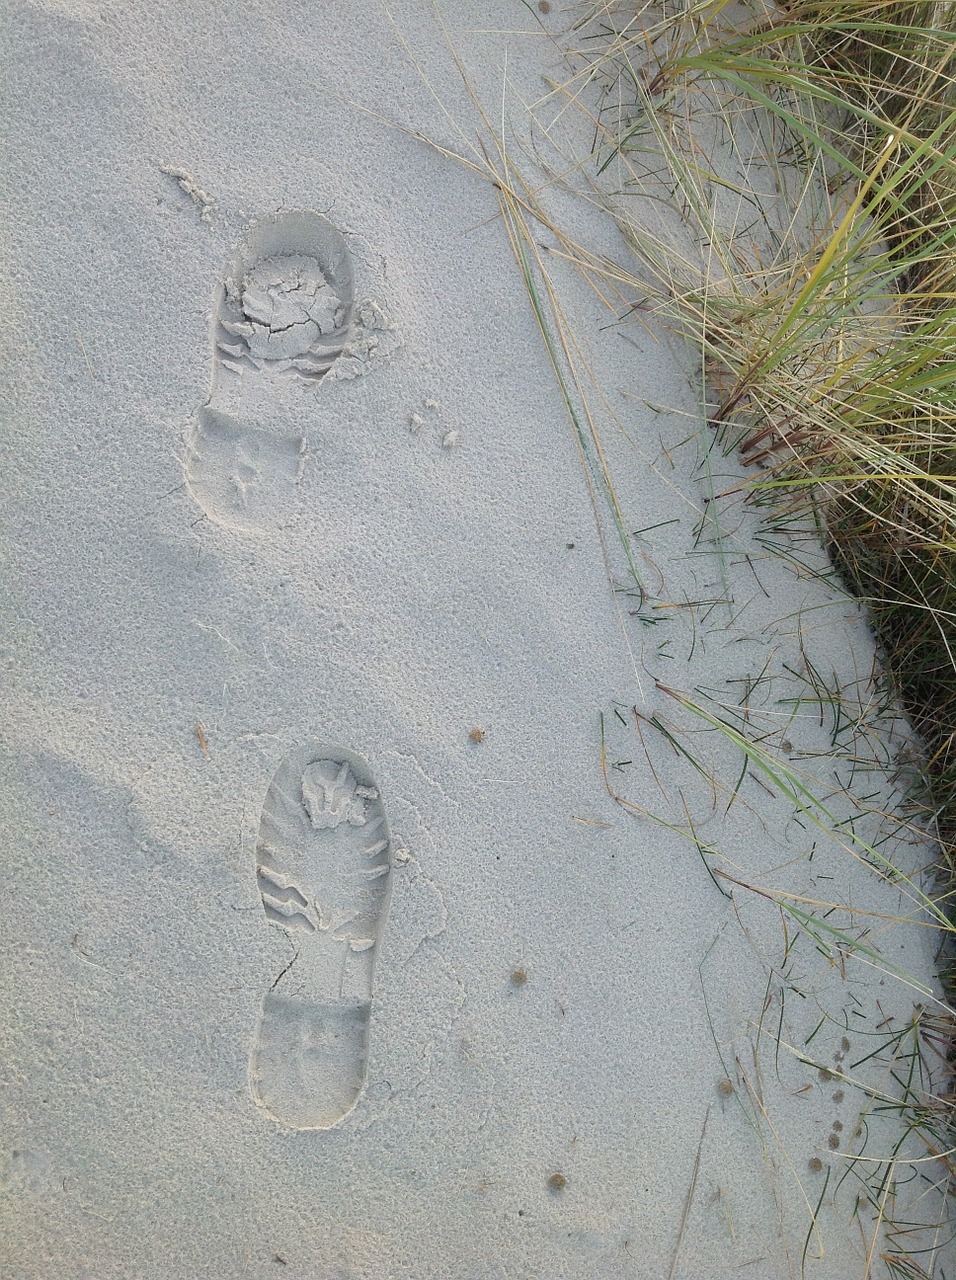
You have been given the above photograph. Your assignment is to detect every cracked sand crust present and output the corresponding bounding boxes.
[222,253,349,365]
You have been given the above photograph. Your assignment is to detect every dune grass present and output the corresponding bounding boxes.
[375,1,955,1267]
[567,0,956,951]
[563,1,956,1270]
[486,0,956,1268]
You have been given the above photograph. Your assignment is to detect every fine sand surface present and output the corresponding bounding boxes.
[3,3,952,1277]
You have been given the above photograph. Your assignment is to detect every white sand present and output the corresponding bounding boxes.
[3,2,952,1276]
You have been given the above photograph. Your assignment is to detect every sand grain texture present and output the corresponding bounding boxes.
[2,2,951,1277]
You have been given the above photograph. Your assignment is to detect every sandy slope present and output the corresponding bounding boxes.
[2,2,951,1276]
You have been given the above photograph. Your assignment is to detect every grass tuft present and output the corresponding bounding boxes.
[572,0,956,982]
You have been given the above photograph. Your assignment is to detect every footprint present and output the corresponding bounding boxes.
[185,210,354,532]
[248,744,393,1130]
